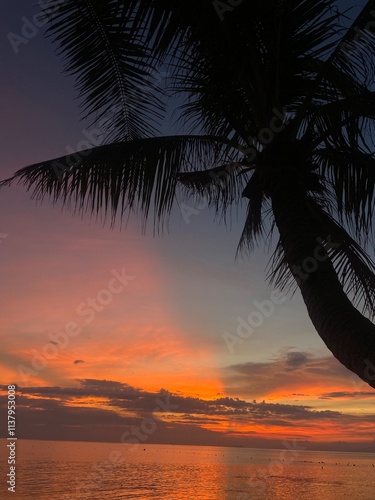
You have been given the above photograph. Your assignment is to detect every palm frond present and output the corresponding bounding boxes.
[5,0,375,311]
[328,0,375,86]
[268,200,375,318]
[236,171,269,256]
[290,1,375,136]
[0,136,232,231]
[315,145,375,238]
[308,91,375,148]
[177,160,251,223]
[42,0,165,141]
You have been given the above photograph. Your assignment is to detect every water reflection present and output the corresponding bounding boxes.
[0,440,373,499]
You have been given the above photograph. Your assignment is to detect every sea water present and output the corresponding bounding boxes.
[0,440,374,499]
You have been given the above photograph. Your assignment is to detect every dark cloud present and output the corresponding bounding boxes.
[263,419,295,427]
[1,378,375,451]
[5,379,351,425]
[285,352,312,370]
[319,391,375,399]
[5,376,368,435]
[224,350,356,398]
[73,360,85,365]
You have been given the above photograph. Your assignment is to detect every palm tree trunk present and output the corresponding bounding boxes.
[269,174,375,390]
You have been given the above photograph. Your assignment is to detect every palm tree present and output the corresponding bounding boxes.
[2,0,375,387]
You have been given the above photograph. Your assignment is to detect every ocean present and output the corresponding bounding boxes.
[1,440,374,499]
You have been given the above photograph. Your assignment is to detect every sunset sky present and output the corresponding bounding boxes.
[1,1,375,452]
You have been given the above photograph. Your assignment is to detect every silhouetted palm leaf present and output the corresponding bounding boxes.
[43,0,166,140]
[268,200,375,318]
[1,136,233,230]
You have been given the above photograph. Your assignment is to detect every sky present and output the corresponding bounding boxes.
[0,1,375,453]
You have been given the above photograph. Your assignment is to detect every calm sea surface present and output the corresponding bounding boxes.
[1,440,374,499]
